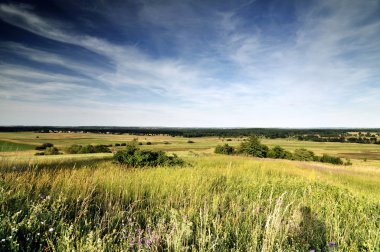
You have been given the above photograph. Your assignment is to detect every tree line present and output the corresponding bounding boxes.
[215,136,350,165]
[2,126,379,144]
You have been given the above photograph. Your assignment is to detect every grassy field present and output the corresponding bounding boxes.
[0,140,36,152]
[1,132,380,251]
[2,132,380,161]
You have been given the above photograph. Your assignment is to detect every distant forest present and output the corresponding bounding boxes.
[1,126,380,144]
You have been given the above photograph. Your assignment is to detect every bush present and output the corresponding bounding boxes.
[115,143,121,146]
[238,135,269,158]
[214,136,344,165]
[35,146,60,155]
[114,146,185,167]
[35,143,54,150]
[344,158,352,166]
[215,144,235,155]
[44,147,60,155]
[146,142,152,145]
[268,146,293,159]
[293,148,316,161]
[121,143,127,146]
[187,140,195,143]
[66,144,111,154]
[319,154,343,165]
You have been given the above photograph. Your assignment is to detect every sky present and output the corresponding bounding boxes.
[0,0,380,127]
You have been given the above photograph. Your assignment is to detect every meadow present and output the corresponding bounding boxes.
[0,132,379,251]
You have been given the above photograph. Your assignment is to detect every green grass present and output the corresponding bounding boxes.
[1,132,380,251]
[0,155,379,251]
[2,132,380,161]
[0,140,36,152]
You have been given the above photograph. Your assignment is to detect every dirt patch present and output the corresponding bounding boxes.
[338,152,380,160]
[296,162,360,176]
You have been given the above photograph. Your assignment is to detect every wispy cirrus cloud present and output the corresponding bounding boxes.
[0,0,379,127]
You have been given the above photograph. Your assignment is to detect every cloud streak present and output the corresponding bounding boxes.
[0,0,380,127]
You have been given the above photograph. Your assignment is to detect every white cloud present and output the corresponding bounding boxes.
[0,1,380,126]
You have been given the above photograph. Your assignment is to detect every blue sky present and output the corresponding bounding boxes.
[0,0,379,127]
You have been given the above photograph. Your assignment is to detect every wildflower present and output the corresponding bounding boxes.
[9,236,12,239]
[129,239,135,246]
[46,195,52,200]
[309,250,315,252]
[329,241,336,246]
[1,239,5,242]
[49,228,54,232]
[41,221,45,225]
[145,238,153,246]
[37,233,40,236]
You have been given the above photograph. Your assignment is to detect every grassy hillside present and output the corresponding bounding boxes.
[1,155,379,251]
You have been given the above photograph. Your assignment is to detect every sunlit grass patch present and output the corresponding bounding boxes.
[0,140,36,152]
[1,155,379,251]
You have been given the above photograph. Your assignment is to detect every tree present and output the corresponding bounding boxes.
[268,146,293,159]
[35,143,54,150]
[215,144,235,155]
[113,146,185,167]
[293,148,316,161]
[238,135,269,158]
[319,154,343,165]
[44,147,60,155]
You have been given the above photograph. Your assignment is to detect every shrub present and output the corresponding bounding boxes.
[93,145,112,153]
[344,158,352,166]
[35,143,54,150]
[319,154,343,165]
[66,144,111,154]
[293,148,316,161]
[146,142,152,145]
[121,143,127,146]
[44,147,60,155]
[187,140,195,143]
[238,135,269,158]
[114,146,185,167]
[35,146,60,155]
[215,144,235,155]
[115,143,121,146]
[268,146,293,159]
[66,144,82,154]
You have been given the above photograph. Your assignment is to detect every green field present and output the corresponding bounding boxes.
[1,132,380,251]
[2,132,380,161]
[0,140,36,152]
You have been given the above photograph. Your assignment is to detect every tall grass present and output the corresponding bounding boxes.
[0,155,379,251]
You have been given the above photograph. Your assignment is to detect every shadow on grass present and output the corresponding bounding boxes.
[0,156,113,173]
[289,206,327,252]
